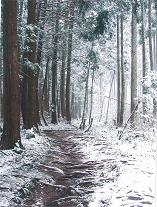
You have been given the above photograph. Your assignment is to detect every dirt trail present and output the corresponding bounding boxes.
[12,128,155,207]
[18,130,107,207]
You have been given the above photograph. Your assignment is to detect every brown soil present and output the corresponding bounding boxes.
[18,130,103,207]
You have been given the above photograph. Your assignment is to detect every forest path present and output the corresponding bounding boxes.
[16,128,155,207]
[18,129,117,207]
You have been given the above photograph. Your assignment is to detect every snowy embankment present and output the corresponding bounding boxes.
[75,123,156,207]
[0,123,74,207]
[0,128,48,207]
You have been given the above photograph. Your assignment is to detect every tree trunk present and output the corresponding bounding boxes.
[80,67,90,129]
[71,85,75,119]
[51,3,60,124]
[149,0,157,118]
[120,14,125,126]
[153,34,157,117]
[148,0,153,71]
[99,73,103,122]
[0,9,3,120]
[36,0,48,124]
[78,97,82,119]
[105,71,115,124]
[155,0,157,68]
[18,0,24,58]
[1,0,21,149]
[60,19,67,119]
[21,0,39,129]
[41,57,50,125]
[37,0,47,66]
[47,59,50,114]
[140,0,147,115]
[65,0,75,123]
[44,58,50,113]
[73,97,78,119]
[117,15,121,127]
[88,69,95,125]
[153,33,156,69]
[153,0,157,118]
[131,0,138,126]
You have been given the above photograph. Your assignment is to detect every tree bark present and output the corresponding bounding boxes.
[60,19,68,119]
[18,0,24,59]
[71,85,75,119]
[44,58,50,113]
[88,69,95,125]
[140,0,147,115]
[120,13,125,126]
[37,0,47,66]
[51,3,60,124]
[36,0,48,124]
[155,0,157,68]
[154,0,157,118]
[0,10,3,120]
[65,0,75,123]
[99,73,103,122]
[41,57,50,125]
[80,66,90,129]
[78,97,82,119]
[131,0,138,126]
[148,0,153,71]
[1,0,21,149]
[105,71,115,124]
[117,15,121,126]
[21,0,39,129]
[148,0,157,118]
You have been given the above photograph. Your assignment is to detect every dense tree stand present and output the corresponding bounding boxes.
[0,1,156,206]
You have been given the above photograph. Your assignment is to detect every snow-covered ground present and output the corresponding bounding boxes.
[78,123,156,207]
[0,122,156,206]
[0,123,78,207]
[0,128,49,206]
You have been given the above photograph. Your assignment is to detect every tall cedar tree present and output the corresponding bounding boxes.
[60,15,68,119]
[41,57,50,125]
[148,0,157,117]
[120,14,125,126]
[65,0,75,123]
[37,0,48,120]
[1,0,21,149]
[51,2,60,124]
[21,0,40,129]
[140,0,147,115]
[131,0,138,125]
[117,15,121,126]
